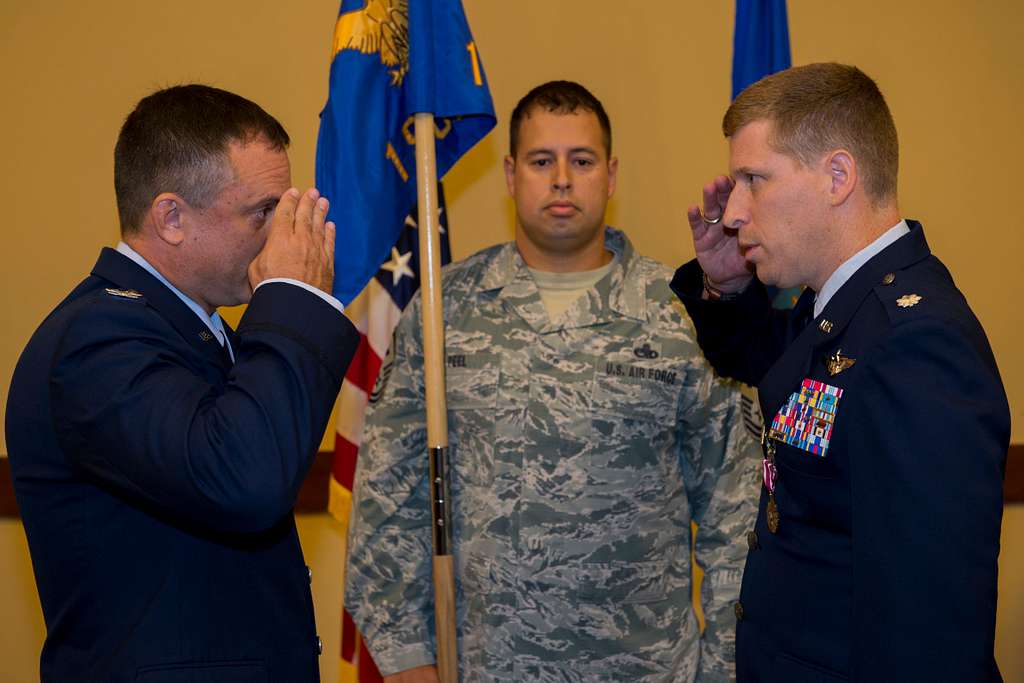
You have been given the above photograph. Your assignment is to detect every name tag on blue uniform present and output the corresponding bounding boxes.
[768,378,843,457]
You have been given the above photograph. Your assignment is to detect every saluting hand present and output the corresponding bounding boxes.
[248,187,336,294]
[686,175,753,294]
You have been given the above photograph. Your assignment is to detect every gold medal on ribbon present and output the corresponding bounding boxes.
[767,495,780,534]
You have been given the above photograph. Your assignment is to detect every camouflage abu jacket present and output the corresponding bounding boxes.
[346,228,760,682]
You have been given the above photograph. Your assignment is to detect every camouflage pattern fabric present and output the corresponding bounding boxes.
[346,228,761,682]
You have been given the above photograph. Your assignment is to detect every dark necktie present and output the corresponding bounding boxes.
[214,331,234,367]
[787,289,817,340]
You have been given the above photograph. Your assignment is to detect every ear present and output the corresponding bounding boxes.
[606,156,619,198]
[826,150,857,206]
[503,155,517,196]
[149,193,187,246]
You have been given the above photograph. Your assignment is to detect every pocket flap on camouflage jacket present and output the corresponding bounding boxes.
[446,352,500,410]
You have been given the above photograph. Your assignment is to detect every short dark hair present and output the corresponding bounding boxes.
[114,84,290,234]
[724,63,898,204]
[509,80,612,158]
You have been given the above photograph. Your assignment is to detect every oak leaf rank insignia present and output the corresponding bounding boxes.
[896,293,923,308]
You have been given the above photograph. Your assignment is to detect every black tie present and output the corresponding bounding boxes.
[788,289,816,339]
[216,334,234,367]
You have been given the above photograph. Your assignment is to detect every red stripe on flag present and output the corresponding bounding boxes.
[341,608,357,663]
[333,435,360,492]
[342,608,384,682]
[345,334,383,395]
[358,636,384,683]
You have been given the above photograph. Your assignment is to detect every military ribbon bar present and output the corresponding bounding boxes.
[769,378,843,458]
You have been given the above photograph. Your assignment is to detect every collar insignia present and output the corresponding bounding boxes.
[104,288,142,299]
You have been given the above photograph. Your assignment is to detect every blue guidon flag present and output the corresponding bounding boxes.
[316,0,496,305]
[732,0,791,100]
[316,2,493,679]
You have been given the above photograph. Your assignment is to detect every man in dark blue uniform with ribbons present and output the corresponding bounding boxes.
[6,85,359,682]
[672,63,1008,681]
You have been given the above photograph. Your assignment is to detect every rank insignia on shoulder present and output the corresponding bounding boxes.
[369,346,395,404]
[896,293,922,308]
[104,288,143,299]
[825,349,856,376]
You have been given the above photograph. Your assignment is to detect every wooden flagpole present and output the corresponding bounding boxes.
[413,111,458,683]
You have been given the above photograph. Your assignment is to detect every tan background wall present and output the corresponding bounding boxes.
[0,1,1021,680]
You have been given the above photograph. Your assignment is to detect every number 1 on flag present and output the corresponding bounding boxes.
[466,42,482,86]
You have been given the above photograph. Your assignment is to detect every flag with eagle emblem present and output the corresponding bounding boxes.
[316,0,495,306]
[315,1,494,680]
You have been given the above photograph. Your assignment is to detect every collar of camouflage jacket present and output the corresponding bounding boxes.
[476,227,647,333]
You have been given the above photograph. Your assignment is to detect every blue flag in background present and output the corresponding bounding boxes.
[316,0,496,305]
[732,0,791,99]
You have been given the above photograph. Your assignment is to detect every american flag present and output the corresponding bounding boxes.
[331,191,451,683]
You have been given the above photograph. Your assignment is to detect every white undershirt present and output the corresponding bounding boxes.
[528,256,617,319]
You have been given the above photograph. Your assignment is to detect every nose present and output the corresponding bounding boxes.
[552,158,571,192]
[723,183,748,230]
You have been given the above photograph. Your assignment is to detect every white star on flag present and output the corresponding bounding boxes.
[380,247,414,286]
[404,207,445,233]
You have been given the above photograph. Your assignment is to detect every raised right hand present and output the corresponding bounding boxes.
[248,187,336,294]
[686,175,753,293]
[383,665,439,683]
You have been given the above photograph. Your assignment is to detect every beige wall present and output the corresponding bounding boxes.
[3,1,1024,450]
[1,0,1022,680]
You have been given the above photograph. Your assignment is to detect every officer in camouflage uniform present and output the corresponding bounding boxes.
[346,81,760,683]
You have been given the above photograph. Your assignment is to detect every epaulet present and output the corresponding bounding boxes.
[637,257,678,312]
[872,267,942,325]
[101,287,146,303]
[635,253,674,284]
[441,242,511,298]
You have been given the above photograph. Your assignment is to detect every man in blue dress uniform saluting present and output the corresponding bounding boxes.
[6,85,360,682]
[672,62,1009,682]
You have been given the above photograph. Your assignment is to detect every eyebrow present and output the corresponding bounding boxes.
[732,165,768,177]
[523,146,599,157]
[243,195,280,213]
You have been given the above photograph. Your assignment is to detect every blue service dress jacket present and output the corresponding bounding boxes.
[5,248,359,682]
[671,221,1008,682]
